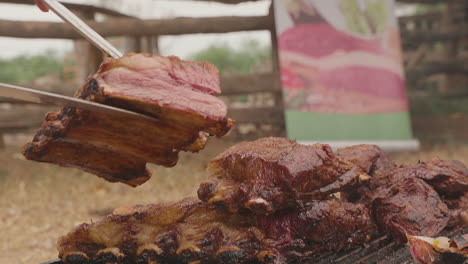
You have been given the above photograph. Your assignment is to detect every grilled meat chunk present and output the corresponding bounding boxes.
[337,144,396,178]
[371,177,450,243]
[337,145,467,228]
[23,137,151,186]
[444,192,468,226]
[58,197,372,264]
[386,158,468,197]
[198,137,367,214]
[23,54,233,186]
[336,144,396,203]
[368,158,467,227]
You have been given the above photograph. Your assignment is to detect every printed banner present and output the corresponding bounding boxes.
[274,0,414,141]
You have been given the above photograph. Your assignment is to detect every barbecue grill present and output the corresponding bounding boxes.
[41,227,467,264]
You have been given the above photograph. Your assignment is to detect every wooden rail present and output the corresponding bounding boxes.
[0,109,46,133]
[406,60,468,82]
[221,73,280,95]
[229,107,283,124]
[401,30,468,44]
[0,15,273,39]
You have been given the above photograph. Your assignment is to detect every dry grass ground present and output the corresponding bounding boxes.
[1,138,467,264]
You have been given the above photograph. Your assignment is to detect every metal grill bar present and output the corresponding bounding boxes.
[41,228,467,264]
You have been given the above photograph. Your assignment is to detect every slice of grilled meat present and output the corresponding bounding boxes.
[23,54,233,186]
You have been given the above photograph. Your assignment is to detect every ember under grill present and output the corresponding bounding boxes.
[41,228,467,264]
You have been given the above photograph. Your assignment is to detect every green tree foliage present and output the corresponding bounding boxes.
[414,3,446,14]
[0,50,63,84]
[190,39,271,75]
[339,0,388,35]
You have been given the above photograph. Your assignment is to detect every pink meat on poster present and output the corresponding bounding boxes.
[274,0,408,114]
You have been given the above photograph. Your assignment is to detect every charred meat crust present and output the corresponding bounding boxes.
[55,139,467,263]
[338,144,467,229]
[371,177,450,243]
[336,144,396,178]
[198,137,368,214]
[386,158,468,197]
[22,53,233,186]
[58,198,372,264]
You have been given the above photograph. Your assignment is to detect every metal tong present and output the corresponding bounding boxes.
[0,1,158,122]
[41,0,122,58]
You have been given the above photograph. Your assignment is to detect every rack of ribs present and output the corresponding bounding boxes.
[57,198,372,264]
[56,138,468,264]
[22,54,233,186]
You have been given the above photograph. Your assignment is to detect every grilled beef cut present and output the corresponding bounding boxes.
[55,139,467,264]
[443,192,468,226]
[336,144,396,203]
[58,197,372,264]
[198,137,367,214]
[387,158,468,197]
[371,176,450,242]
[22,54,233,186]
[338,146,468,199]
[336,144,396,178]
[386,159,468,227]
[337,145,464,236]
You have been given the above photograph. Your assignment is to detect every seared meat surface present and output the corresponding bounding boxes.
[336,144,396,178]
[58,198,372,264]
[338,144,467,229]
[371,177,450,242]
[198,137,367,214]
[336,144,396,203]
[23,54,233,186]
[444,192,468,226]
[388,159,468,227]
[55,138,468,264]
[387,158,468,197]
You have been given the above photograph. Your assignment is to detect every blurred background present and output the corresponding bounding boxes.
[0,0,467,263]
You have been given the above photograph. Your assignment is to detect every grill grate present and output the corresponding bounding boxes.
[41,228,467,264]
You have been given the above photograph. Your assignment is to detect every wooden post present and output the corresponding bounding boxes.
[87,41,103,74]
[74,9,103,78]
[134,36,143,53]
[439,0,466,95]
[153,35,160,54]
[145,36,155,53]
[0,133,4,149]
[269,2,286,137]
[84,11,103,75]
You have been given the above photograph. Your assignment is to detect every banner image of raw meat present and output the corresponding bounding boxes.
[274,0,414,141]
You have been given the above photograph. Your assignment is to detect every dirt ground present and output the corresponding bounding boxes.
[1,137,467,264]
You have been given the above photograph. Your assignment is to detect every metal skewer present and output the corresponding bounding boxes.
[41,0,122,59]
[0,82,159,123]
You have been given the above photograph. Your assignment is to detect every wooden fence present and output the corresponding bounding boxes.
[399,0,468,96]
[399,0,468,141]
[0,0,467,145]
